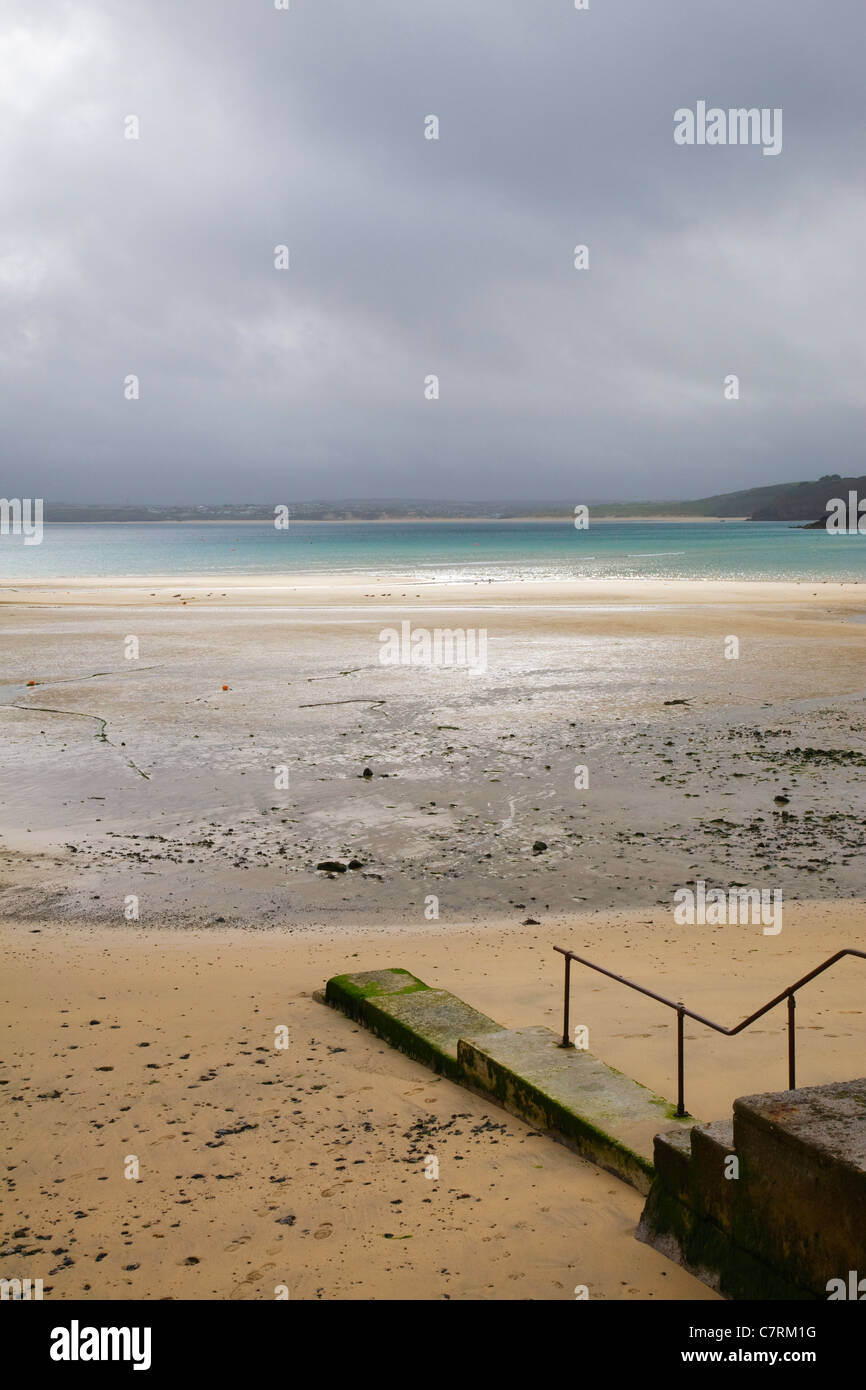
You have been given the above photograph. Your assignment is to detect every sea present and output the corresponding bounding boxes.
[1,519,864,584]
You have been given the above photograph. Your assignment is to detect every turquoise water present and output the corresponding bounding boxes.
[1,520,864,583]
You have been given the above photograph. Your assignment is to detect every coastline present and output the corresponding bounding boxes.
[39,514,754,524]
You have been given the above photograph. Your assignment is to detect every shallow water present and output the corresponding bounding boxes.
[1,519,865,582]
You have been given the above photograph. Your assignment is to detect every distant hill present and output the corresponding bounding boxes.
[39,476,864,523]
[591,475,866,521]
[726,475,865,522]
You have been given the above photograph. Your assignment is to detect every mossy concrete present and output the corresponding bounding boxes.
[638,1078,866,1299]
[324,969,692,1191]
[458,1026,693,1193]
[324,968,503,1081]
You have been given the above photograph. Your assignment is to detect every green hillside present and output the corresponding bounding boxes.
[591,475,865,520]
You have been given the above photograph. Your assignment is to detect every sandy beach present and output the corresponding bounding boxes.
[3,900,865,1302]
[5,0,864,1329]
[2,576,865,1300]
[0,913,704,1303]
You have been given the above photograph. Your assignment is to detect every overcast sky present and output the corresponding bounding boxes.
[1,0,864,504]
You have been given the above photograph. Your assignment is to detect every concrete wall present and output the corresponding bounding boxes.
[638,1078,866,1300]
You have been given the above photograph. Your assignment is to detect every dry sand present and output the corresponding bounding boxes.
[3,900,865,1302]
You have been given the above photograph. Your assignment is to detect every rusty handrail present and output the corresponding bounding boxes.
[554,945,866,1118]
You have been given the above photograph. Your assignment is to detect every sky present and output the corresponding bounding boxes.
[1,0,864,505]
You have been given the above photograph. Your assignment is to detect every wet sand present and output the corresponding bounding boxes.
[1,578,864,926]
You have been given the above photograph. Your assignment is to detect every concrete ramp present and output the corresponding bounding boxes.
[459,1026,686,1193]
[324,967,503,1081]
[323,967,692,1192]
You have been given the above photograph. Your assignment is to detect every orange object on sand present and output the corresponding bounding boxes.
[222,685,229,691]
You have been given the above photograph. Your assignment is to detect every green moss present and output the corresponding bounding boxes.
[325,969,429,1015]
[324,970,488,1081]
[362,1006,463,1081]
[336,968,425,997]
[641,1177,818,1300]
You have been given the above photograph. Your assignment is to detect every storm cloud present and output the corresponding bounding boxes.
[1,0,864,503]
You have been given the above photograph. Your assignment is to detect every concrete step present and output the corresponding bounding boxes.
[324,967,503,1081]
[640,1080,866,1298]
[323,968,694,1193]
[458,1026,693,1193]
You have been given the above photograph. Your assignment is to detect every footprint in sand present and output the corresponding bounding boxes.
[314,1224,333,1240]
[236,1263,276,1288]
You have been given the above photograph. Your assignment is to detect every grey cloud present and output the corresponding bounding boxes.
[1,0,863,503]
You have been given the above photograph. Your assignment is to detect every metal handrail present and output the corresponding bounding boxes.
[554,945,866,1118]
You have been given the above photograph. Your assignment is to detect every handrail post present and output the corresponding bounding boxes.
[554,943,866,1114]
[561,953,573,1047]
[676,1004,686,1117]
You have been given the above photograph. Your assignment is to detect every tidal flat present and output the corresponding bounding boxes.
[1,577,864,929]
